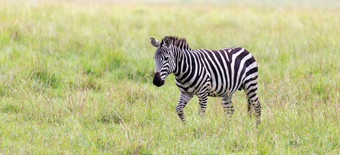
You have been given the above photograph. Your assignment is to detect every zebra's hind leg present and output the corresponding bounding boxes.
[197,93,208,117]
[249,99,261,125]
[244,79,261,125]
[176,92,193,124]
[222,94,234,118]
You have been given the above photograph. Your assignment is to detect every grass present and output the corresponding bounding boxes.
[0,1,339,154]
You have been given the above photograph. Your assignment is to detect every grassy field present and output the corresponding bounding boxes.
[0,1,339,154]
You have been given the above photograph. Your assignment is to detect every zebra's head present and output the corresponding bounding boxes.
[150,36,176,87]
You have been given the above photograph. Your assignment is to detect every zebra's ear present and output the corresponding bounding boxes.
[163,36,171,47]
[150,37,159,47]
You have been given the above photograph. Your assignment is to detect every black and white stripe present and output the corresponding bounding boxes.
[150,36,261,125]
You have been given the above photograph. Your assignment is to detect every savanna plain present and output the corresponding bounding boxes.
[0,0,339,154]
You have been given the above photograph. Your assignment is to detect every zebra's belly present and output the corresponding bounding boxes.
[175,78,204,94]
[177,84,233,97]
[207,82,237,97]
[175,78,235,97]
[177,86,197,94]
[208,92,219,97]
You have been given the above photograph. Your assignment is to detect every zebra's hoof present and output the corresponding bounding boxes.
[256,119,261,126]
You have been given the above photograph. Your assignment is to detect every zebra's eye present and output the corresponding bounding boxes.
[164,57,169,61]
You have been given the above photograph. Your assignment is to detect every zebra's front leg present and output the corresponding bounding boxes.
[198,93,208,117]
[222,95,234,118]
[176,92,193,124]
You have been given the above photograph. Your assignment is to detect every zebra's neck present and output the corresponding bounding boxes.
[173,48,194,78]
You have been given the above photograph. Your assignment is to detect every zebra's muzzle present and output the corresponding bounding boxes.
[153,72,164,87]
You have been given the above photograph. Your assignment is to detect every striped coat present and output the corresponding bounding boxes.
[150,36,261,125]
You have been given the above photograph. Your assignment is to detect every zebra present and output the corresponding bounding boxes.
[150,36,261,125]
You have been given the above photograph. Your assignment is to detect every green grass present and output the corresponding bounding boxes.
[0,1,339,154]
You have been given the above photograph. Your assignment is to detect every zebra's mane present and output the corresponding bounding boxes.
[161,36,191,50]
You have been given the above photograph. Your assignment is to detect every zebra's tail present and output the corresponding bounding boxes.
[238,84,244,91]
